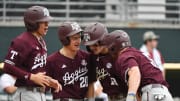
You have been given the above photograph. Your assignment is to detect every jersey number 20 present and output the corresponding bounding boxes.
[80,76,88,88]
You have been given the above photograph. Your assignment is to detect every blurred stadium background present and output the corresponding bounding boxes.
[0,0,180,100]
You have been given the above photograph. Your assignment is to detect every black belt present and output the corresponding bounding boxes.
[151,84,163,88]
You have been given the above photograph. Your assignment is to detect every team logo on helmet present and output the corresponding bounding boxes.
[61,64,67,69]
[71,22,81,31]
[43,8,50,17]
[83,33,91,42]
[121,32,128,38]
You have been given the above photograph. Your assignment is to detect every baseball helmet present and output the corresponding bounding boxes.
[102,30,131,54]
[24,6,52,32]
[58,22,83,46]
[82,22,108,46]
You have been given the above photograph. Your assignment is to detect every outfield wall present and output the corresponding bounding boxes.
[0,27,179,62]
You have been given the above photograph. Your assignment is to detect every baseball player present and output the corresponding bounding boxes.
[102,30,174,101]
[82,22,127,101]
[45,22,96,101]
[0,6,61,101]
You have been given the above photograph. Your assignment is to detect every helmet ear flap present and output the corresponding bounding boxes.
[62,37,70,46]
[34,23,40,31]
[109,46,115,54]
[25,22,39,32]
[111,47,115,52]
[108,43,118,54]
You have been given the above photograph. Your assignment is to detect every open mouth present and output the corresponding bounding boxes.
[74,44,80,47]
[44,27,48,31]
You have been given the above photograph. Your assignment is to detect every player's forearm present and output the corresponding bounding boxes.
[4,86,17,94]
[3,63,31,80]
[127,66,141,94]
[86,82,95,98]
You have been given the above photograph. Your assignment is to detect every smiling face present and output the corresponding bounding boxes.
[36,22,49,36]
[66,33,81,52]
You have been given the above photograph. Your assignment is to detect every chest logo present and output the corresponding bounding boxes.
[81,59,87,66]
[36,46,40,50]
[106,62,112,69]
[61,64,67,69]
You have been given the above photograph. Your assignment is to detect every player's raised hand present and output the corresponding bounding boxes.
[48,79,62,93]
[30,72,52,88]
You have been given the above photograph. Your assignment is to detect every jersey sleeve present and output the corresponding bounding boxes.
[3,39,31,79]
[4,39,30,65]
[116,56,139,83]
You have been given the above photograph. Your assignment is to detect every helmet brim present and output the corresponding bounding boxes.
[67,30,83,37]
[37,16,53,22]
[83,39,99,46]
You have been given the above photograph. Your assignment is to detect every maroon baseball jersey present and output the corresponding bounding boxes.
[46,50,93,99]
[4,32,47,87]
[115,47,168,90]
[91,54,127,96]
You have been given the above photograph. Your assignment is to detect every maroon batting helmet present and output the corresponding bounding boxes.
[82,22,108,46]
[24,6,52,32]
[58,22,83,46]
[102,30,131,54]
